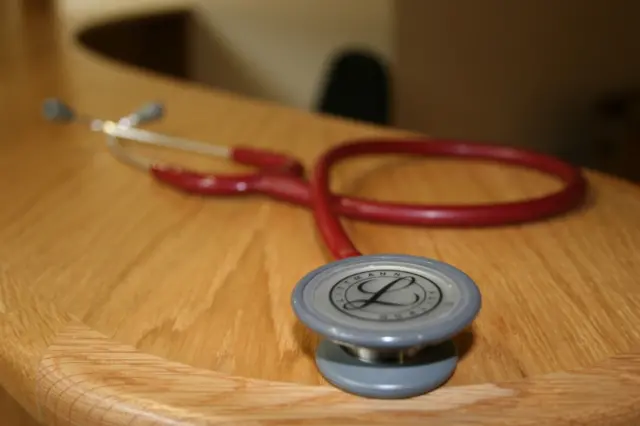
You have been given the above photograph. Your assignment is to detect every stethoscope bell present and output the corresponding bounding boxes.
[291,254,481,399]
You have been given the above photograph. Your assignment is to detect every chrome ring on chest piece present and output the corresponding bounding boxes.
[291,254,481,399]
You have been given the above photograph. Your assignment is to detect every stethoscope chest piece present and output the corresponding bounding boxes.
[291,254,481,399]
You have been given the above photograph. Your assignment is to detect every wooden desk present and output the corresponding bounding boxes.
[1,1,640,425]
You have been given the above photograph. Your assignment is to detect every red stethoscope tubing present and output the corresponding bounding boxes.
[151,138,588,260]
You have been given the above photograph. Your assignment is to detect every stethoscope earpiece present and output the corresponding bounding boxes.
[291,253,481,399]
[127,102,164,126]
[42,98,76,122]
[42,98,165,126]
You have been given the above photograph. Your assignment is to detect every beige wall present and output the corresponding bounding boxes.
[189,0,393,110]
[187,1,640,154]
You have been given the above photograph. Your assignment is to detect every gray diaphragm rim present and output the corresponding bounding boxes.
[291,254,481,350]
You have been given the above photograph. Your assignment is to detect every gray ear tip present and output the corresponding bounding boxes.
[150,101,164,112]
[138,102,165,121]
[42,98,75,122]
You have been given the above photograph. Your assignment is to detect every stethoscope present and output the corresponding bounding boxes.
[43,98,588,399]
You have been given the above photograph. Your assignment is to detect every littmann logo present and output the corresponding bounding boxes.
[329,270,443,322]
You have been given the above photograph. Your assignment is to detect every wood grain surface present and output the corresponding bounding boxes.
[1,0,640,425]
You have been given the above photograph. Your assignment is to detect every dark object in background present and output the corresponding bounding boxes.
[584,93,640,182]
[316,49,390,126]
[78,11,189,80]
